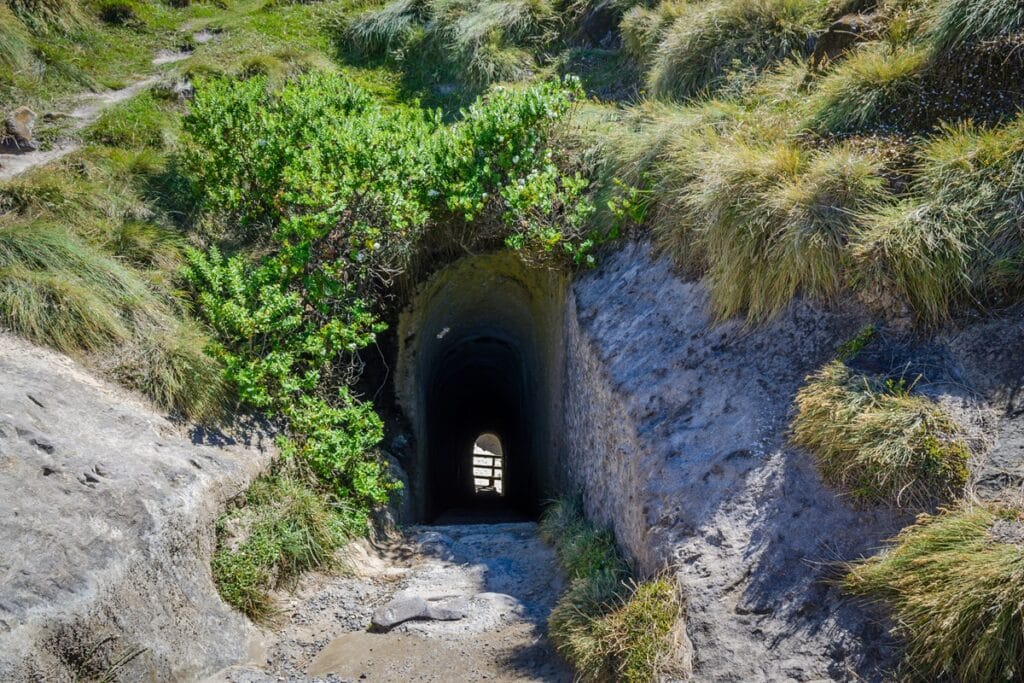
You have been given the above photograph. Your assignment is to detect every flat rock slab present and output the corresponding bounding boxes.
[0,334,272,681]
[371,595,466,631]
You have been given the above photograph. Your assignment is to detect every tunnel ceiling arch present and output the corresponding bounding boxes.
[396,252,568,521]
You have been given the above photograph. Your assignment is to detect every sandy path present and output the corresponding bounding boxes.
[208,522,571,683]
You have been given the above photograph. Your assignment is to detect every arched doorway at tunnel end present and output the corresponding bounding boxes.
[472,433,504,495]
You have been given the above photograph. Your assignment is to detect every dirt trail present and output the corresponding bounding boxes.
[0,30,210,181]
[208,522,570,683]
[0,77,162,181]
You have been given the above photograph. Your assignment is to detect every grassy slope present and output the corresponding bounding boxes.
[3,0,1023,675]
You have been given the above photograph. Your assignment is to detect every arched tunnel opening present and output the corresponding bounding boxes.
[395,252,568,523]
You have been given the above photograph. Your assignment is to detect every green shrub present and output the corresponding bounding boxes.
[541,498,683,682]
[930,0,1024,53]
[807,44,927,135]
[791,361,970,507]
[647,0,821,100]
[212,473,364,621]
[854,116,1024,322]
[85,91,176,149]
[845,504,1024,681]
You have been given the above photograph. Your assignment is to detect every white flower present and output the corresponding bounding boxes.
[427,189,439,198]
[372,241,381,250]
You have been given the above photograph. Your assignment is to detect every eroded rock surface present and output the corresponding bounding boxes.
[562,241,1023,681]
[0,334,272,681]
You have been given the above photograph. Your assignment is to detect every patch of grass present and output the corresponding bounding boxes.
[541,498,684,682]
[212,473,365,621]
[791,360,970,507]
[0,222,141,352]
[0,7,35,73]
[108,322,228,419]
[619,1,686,65]
[665,138,890,321]
[85,91,178,149]
[0,150,225,418]
[835,323,877,361]
[854,116,1024,323]
[930,0,1024,53]
[341,0,556,89]
[845,504,1024,681]
[6,0,86,32]
[92,0,141,25]
[646,0,821,101]
[344,0,425,55]
[806,44,928,135]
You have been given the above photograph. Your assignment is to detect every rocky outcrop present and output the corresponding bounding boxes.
[560,242,1022,680]
[2,107,38,152]
[0,334,272,681]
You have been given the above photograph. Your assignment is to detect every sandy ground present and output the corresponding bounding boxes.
[207,522,571,683]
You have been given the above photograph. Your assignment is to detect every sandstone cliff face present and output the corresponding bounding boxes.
[561,241,1023,681]
[0,334,271,681]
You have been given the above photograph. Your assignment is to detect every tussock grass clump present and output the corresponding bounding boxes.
[0,7,35,72]
[661,138,889,321]
[930,0,1024,53]
[791,361,970,507]
[647,0,821,100]
[212,473,364,621]
[85,91,177,149]
[344,0,425,54]
[6,0,85,32]
[845,504,1024,680]
[0,152,225,418]
[619,1,686,64]
[0,222,144,351]
[855,116,1024,323]
[343,0,555,86]
[807,44,927,135]
[541,498,683,682]
[109,323,227,419]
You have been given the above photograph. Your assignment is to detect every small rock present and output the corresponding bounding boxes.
[370,596,465,631]
[3,107,38,152]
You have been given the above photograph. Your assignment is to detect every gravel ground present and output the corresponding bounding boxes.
[206,522,570,683]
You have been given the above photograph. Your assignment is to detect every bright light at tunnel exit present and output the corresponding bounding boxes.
[472,433,504,495]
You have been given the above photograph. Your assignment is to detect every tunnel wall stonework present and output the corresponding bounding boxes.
[561,241,1024,680]
[395,252,569,519]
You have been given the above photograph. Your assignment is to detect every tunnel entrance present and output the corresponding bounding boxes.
[395,252,568,523]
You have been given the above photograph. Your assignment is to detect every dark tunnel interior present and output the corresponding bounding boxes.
[424,334,536,521]
[398,253,566,524]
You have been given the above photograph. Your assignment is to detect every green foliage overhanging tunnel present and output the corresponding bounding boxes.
[180,71,602,519]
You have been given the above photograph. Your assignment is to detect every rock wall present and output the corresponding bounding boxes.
[0,335,271,681]
[562,241,1024,680]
